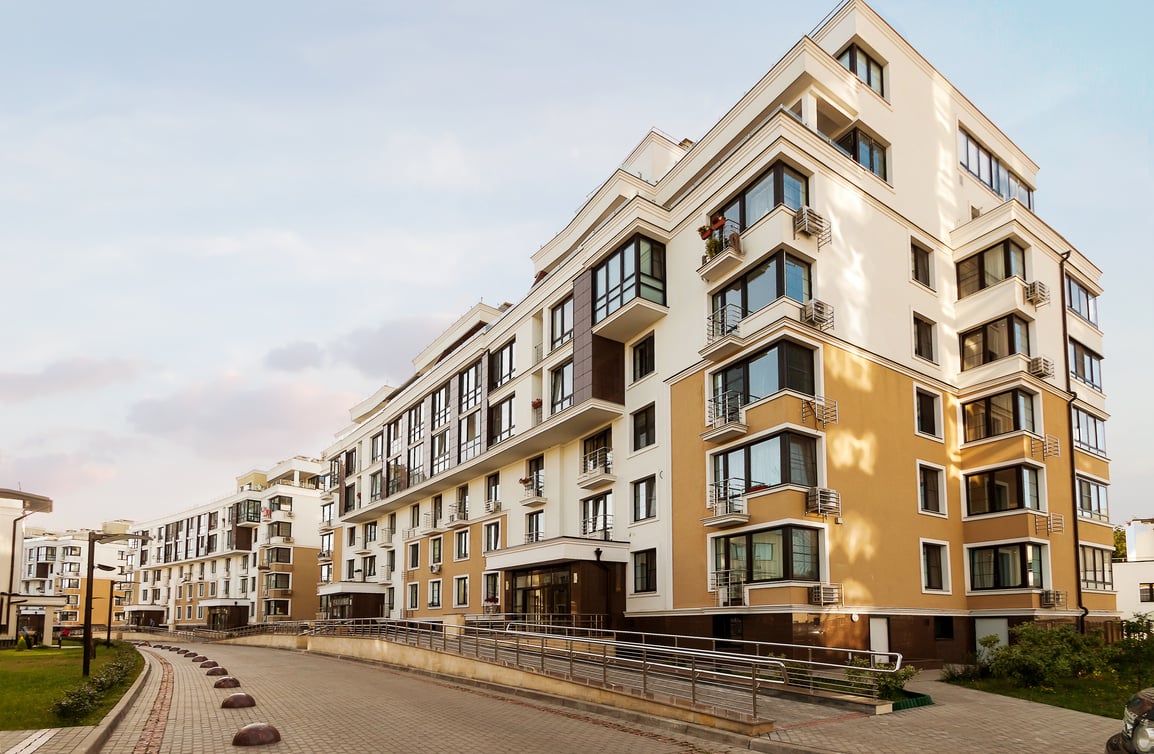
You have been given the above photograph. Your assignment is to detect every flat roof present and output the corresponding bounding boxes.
[0,489,53,514]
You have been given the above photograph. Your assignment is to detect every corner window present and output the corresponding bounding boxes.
[837,43,884,96]
[913,315,936,363]
[712,162,809,234]
[1072,407,1106,456]
[958,129,1034,209]
[957,240,1025,299]
[712,250,811,320]
[712,340,815,410]
[915,388,941,438]
[965,464,1040,515]
[835,128,887,180]
[1069,340,1103,390]
[969,542,1043,590]
[962,389,1035,442]
[713,525,819,583]
[632,333,655,382]
[1066,276,1099,326]
[632,404,655,450]
[1076,477,1109,521]
[633,549,657,593]
[712,430,817,492]
[593,235,666,324]
[551,297,573,350]
[960,315,1031,371]
[911,242,933,288]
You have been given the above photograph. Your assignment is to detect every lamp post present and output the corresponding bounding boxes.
[83,530,148,677]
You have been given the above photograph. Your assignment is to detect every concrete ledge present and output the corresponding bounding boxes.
[78,646,154,754]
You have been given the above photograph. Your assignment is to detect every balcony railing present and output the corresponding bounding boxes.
[577,447,614,489]
[579,514,613,540]
[708,480,748,516]
[705,303,745,345]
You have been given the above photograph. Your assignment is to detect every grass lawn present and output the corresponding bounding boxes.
[957,673,1149,719]
[0,643,144,730]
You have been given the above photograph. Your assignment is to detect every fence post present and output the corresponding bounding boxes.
[691,655,697,704]
[751,665,758,718]
[642,646,648,695]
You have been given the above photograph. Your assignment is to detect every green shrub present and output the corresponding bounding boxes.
[986,623,1109,687]
[843,657,918,700]
[52,684,99,721]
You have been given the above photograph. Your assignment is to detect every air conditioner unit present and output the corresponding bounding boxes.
[1028,357,1054,378]
[808,583,842,606]
[1040,589,1065,608]
[806,488,842,516]
[801,299,835,332]
[430,563,441,574]
[1024,280,1050,306]
[485,499,501,514]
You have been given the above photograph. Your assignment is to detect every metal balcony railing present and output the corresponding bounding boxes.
[705,303,745,345]
[708,480,747,515]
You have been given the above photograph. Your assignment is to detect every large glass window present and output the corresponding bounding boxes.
[836,128,887,180]
[431,383,451,429]
[837,44,884,96]
[459,411,481,461]
[1076,477,1109,521]
[712,250,811,322]
[551,297,573,350]
[713,525,819,583]
[593,235,666,324]
[958,129,1034,209]
[581,492,611,536]
[459,361,482,412]
[490,340,515,388]
[712,162,809,235]
[406,403,425,445]
[963,389,1035,442]
[1080,546,1113,590]
[957,240,1025,299]
[551,361,573,413]
[632,404,656,450]
[712,340,814,409]
[969,543,1043,590]
[488,397,514,445]
[1073,407,1106,456]
[712,431,817,492]
[965,465,1040,515]
[1066,276,1099,326]
[1069,340,1103,390]
[430,430,450,475]
[960,315,1031,371]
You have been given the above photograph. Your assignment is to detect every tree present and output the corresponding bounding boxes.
[1115,526,1128,561]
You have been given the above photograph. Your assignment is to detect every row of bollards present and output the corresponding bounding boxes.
[151,643,280,746]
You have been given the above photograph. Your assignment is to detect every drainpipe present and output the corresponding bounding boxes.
[1057,251,1087,634]
[4,511,33,635]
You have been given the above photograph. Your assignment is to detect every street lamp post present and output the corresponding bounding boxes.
[83,530,148,677]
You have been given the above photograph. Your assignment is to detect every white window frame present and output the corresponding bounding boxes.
[920,538,952,595]
[916,460,947,518]
[913,384,944,442]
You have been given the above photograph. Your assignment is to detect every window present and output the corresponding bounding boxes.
[969,543,1043,590]
[581,493,612,536]
[911,242,932,288]
[958,129,1034,209]
[1072,407,1106,456]
[957,240,1025,299]
[712,340,815,410]
[632,404,656,450]
[551,296,573,350]
[370,471,383,501]
[919,464,944,515]
[459,361,482,412]
[483,572,499,604]
[454,576,469,608]
[713,525,820,582]
[488,397,514,445]
[526,510,543,543]
[431,430,450,474]
[712,430,817,491]
[632,476,656,522]
[966,464,1040,515]
[633,549,657,593]
[430,537,442,565]
[363,555,376,578]
[386,419,402,456]
[459,411,481,461]
[406,445,424,486]
[913,315,935,362]
[483,522,500,552]
[963,389,1035,442]
[1069,340,1103,390]
[593,235,666,324]
[407,582,418,610]
[836,127,887,180]
[915,388,941,438]
[837,43,884,96]
[1066,276,1099,326]
[922,542,947,591]
[428,580,441,608]
[455,530,469,560]
[365,522,377,543]
[407,403,425,444]
[407,542,419,570]
[1080,546,1113,590]
[712,250,811,319]
[1076,477,1109,521]
[525,456,544,496]
[960,315,1031,371]
[632,333,655,381]
[712,162,809,234]
[1141,584,1154,603]
[431,383,451,429]
[551,361,573,412]
[490,340,515,388]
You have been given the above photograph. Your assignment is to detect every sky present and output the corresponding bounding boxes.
[2,0,1151,531]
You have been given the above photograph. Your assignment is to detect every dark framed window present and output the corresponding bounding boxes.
[1080,546,1113,590]
[962,389,1035,442]
[632,333,655,381]
[633,549,657,593]
[913,315,935,362]
[957,240,1025,299]
[712,162,809,234]
[459,361,482,411]
[934,616,955,640]
[1141,584,1154,603]
[551,361,573,413]
[488,397,514,445]
[915,389,940,438]
[911,243,932,288]
[969,543,1042,590]
[958,129,1034,209]
[581,492,612,537]
[370,432,384,462]
[406,403,425,445]
[1072,407,1106,456]
[1076,477,1108,521]
[490,340,515,388]
[713,525,819,583]
[712,250,811,319]
[551,297,573,350]
[712,340,814,407]
[712,431,816,491]
[526,510,543,542]
[485,473,499,505]
[430,430,450,475]
[593,235,666,324]
[458,411,481,461]
[1069,340,1103,390]
[428,579,442,608]
[836,128,887,180]
[923,543,945,590]
[632,404,656,450]
[431,383,451,429]
[1066,276,1099,326]
[965,464,1040,515]
[837,43,884,96]
[960,315,1030,371]
[919,465,943,514]
[632,476,656,521]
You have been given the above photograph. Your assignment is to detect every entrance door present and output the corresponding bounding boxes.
[869,617,890,656]
[974,617,1009,663]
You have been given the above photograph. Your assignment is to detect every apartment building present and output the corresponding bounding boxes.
[123,457,324,630]
[1,488,55,642]
[17,524,131,636]
[313,0,1113,662]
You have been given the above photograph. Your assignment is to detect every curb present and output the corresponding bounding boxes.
[76,646,155,754]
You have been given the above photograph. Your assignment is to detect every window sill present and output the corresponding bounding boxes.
[914,430,944,444]
[917,509,948,519]
[961,507,1044,522]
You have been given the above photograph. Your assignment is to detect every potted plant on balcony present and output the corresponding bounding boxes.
[710,214,727,230]
[531,398,543,409]
[518,477,533,486]
[705,236,723,259]
[697,224,712,240]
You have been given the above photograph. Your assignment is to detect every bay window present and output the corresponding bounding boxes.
[712,430,817,492]
[957,240,1025,299]
[712,250,811,320]
[592,235,666,324]
[960,314,1031,371]
[969,543,1043,590]
[962,389,1035,442]
[713,525,820,583]
[965,464,1040,515]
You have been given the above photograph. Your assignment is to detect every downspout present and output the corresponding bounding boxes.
[1057,251,1088,633]
[4,511,33,634]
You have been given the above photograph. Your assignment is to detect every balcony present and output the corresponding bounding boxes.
[700,303,745,362]
[579,514,613,540]
[576,447,615,490]
[376,528,396,548]
[697,220,745,283]
[591,297,668,343]
[443,507,470,529]
[485,535,628,572]
[318,517,335,534]
[701,391,749,443]
[520,472,546,507]
[702,480,749,528]
[317,550,333,561]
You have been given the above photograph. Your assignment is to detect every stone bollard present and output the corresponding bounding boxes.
[214,676,241,688]
[231,723,281,747]
[201,660,219,669]
[221,692,256,708]
[207,667,229,676]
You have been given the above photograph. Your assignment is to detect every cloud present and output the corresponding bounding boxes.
[0,358,142,403]
[264,341,326,372]
[328,315,454,381]
[127,375,358,461]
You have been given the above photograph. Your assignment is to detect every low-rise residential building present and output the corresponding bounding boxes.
[1112,521,1153,620]
[1,488,55,643]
